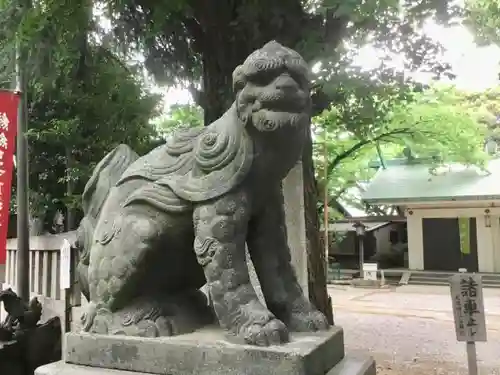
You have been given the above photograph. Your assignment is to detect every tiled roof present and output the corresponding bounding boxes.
[337,185,369,217]
[362,158,500,204]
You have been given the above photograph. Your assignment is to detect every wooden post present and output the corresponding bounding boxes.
[323,129,329,276]
[15,31,31,303]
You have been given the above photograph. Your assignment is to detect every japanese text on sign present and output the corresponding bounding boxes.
[0,112,9,130]
[0,91,20,265]
[0,132,8,150]
[450,273,487,342]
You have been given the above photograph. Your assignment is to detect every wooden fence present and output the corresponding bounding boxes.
[1,231,85,331]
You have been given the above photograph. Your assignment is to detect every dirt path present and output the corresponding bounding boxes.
[329,285,500,374]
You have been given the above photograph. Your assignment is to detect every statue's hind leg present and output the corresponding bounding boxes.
[82,205,211,337]
[247,189,330,332]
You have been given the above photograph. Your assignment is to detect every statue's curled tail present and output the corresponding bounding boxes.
[75,144,139,300]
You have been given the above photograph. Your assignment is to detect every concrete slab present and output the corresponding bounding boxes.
[64,326,345,375]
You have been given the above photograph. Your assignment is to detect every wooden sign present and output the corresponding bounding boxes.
[0,91,20,265]
[450,273,487,342]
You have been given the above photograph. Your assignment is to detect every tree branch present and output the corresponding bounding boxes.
[327,128,414,176]
[324,9,350,53]
[317,182,358,218]
[182,17,204,54]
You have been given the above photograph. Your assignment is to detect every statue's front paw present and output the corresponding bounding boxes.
[241,318,289,346]
[81,302,98,332]
[286,310,329,332]
[90,309,111,335]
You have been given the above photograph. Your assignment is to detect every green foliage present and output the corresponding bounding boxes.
[97,0,468,195]
[1,0,490,229]
[464,0,500,45]
[101,0,460,116]
[0,0,486,313]
[95,0,484,225]
[1,0,161,228]
[443,86,500,128]
[315,83,491,220]
[391,86,489,167]
[21,46,161,217]
[154,104,203,138]
[312,65,420,202]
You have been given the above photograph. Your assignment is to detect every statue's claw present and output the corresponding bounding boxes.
[285,310,329,332]
[242,318,289,346]
[81,291,212,338]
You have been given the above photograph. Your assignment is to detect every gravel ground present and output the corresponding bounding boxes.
[329,285,500,375]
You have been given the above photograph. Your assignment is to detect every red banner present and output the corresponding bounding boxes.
[0,90,19,264]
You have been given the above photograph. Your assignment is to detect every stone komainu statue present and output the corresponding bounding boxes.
[74,41,329,346]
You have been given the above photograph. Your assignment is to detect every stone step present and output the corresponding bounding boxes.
[327,355,376,375]
[36,361,151,374]
[410,272,455,280]
[410,281,500,288]
[483,282,500,287]
[410,273,500,288]
[410,279,448,286]
[38,355,377,375]
[480,276,500,282]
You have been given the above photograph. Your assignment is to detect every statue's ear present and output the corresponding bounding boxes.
[232,65,246,93]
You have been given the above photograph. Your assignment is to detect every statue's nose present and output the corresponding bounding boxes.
[274,73,298,91]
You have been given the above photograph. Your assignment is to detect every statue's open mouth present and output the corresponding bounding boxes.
[259,92,307,114]
[251,109,308,132]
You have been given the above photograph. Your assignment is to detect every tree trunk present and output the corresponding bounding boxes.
[201,51,236,124]
[302,124,334,324]
[192,1,308,124]
[193,3,253,124]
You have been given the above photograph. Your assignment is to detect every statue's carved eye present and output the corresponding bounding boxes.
[232,65,247,92]
[233,79,246,93]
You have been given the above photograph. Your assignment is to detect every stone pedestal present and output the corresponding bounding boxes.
[36,326,375,375]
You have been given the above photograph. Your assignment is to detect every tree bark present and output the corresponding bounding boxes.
[200,49,237,124]
[302,124,334,323]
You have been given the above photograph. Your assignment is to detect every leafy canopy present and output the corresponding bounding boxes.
[0,0,162,228]
[464,0,500,45]
[314,83,491,220]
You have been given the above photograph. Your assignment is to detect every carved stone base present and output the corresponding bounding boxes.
[35,326,376,375]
